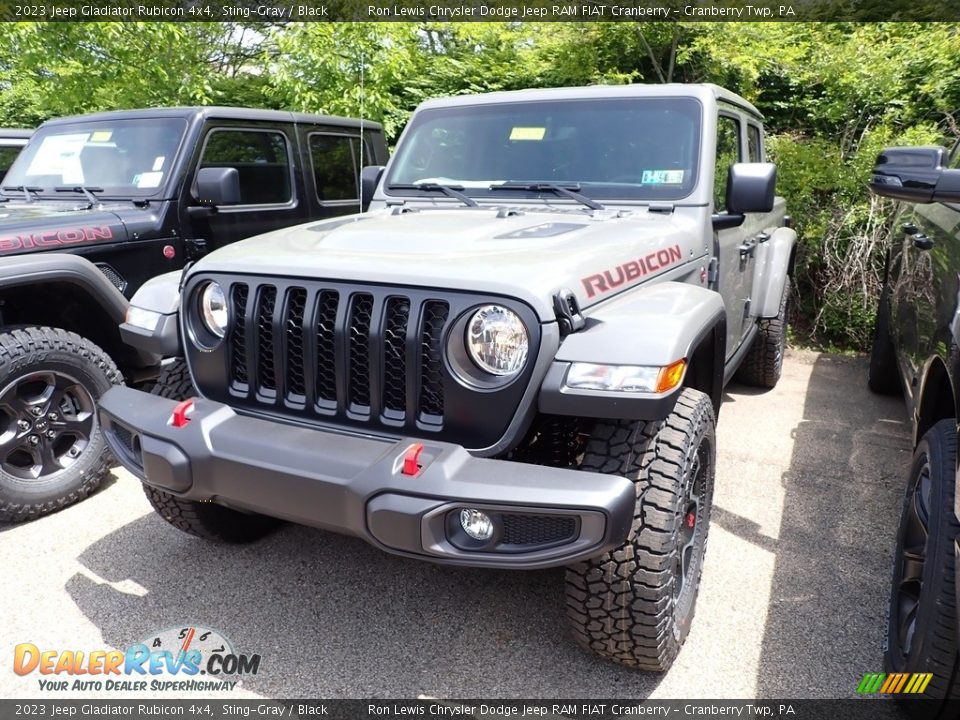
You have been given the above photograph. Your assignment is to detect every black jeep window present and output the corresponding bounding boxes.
[199,129,291,205]
[747,124,763,162]
[309,134,360,203]
[714,115,742,212]
[0,146,22,183]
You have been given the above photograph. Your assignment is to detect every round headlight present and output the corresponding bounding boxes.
[199,282,228,339]
[466,305,528,376]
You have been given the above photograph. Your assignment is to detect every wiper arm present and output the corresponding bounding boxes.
[387,182,479,208]
[2,185,42,203]
[55,185,104,209]
[489,182,605,211]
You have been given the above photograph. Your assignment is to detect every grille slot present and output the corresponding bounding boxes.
[501,514,577,546]
[230,284,249,387]
[256,286,277,394]
[284,288,307,399]
[419,301,449,421]
[314,290,339,405]
[347,293,374,411]
[382,297,410,418]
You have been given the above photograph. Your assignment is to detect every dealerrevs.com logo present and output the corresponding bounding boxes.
[13,625,261,692]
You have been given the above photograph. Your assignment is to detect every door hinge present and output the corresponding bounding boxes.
[707,257,719,285]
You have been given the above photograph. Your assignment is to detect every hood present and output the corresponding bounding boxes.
[191,207,707,320]
[0,201,129,254]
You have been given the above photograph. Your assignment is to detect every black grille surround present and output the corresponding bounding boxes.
[184,274,543,450]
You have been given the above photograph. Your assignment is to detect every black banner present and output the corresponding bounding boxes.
[0,699,936,720]
[0,0,957,22]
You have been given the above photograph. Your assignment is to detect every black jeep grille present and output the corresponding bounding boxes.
[188,275,540,449]
[501,514,577,546]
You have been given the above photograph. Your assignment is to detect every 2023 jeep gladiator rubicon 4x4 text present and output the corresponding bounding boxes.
[0,107,386,521]
[101,85,795,671]
[869,143,960,715]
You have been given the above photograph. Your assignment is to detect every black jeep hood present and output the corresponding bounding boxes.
[0,201,129,254]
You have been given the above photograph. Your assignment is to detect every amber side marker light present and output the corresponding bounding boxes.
[655,359,687,394]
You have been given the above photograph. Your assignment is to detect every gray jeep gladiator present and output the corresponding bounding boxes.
[100,84,795,671]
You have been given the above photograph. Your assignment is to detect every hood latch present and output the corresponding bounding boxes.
[553,289,585,337]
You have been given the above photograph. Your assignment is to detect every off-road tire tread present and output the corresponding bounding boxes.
[143,485,279,543]
[564,388,714,671]
[737,279,789,389]
[150,359,196,401]
[0,326,122,522]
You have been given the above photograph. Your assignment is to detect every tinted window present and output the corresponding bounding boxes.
[199,129,291,205]
[0,146,22,183]
[309,134,360,202]
[747,124,763,162]
[386,97,703,202]
[714,115,741,212]
[2,118,185,199]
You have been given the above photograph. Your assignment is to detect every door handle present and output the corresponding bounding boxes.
[902,222,919,236]
[913,234,935,251]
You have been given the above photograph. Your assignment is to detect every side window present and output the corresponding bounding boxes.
[949,142,960,169]
[309,134,360,202]
[714,115,742,212]
[198,129,291,206]
[747,124,763,163]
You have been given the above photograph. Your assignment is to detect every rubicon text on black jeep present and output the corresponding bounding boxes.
[869,144,960,715]
[100,84,795,672]
[0,107,387,522]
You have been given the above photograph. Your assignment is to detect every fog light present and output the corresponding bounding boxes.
[460,509,494,541]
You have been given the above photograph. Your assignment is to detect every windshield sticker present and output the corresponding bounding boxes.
[152,156,165,172]
[641,170,685,185]
[61,154,84,184]
[135,171,163,189]
[89,131,113,143]
[25,134,88,177]
[581,244,684,299]
[509,127,546,141]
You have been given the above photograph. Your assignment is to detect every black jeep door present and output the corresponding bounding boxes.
[180,123,308,254]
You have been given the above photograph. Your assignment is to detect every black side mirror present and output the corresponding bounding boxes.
[360,165,385,212]
[713,162,777,230]
[194,167,241,206]
[869,146,960,204]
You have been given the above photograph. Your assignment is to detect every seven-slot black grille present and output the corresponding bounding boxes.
[189,275,540,449]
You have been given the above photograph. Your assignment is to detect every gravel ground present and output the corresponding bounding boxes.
[0,348,914,700]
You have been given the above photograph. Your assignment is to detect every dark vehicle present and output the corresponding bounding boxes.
[0,107,387,522]
[0,128,31,184]
[869,143,960,714]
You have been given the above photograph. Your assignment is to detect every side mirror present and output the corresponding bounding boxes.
[713,162,776,230]
[194,167,241,206]
[869,146,960,204]
[360,165,385,212]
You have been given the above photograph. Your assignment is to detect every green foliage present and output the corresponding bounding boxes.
[1,20,957,350]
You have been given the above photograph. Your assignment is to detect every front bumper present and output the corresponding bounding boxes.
[99,387,636,569]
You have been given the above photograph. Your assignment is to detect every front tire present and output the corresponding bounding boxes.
[144,485,280,543]
[885,419,960,713]
[150,358,196,401]
[565,388,716,671]
[0,327,122,522]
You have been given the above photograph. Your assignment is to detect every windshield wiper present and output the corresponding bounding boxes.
[489,182,605,211]
[387,182,479,208]
[55,185,104,209]
[2,185,42,203]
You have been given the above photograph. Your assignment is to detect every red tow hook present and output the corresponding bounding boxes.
[169,399,195,428]
[401,443,424,476]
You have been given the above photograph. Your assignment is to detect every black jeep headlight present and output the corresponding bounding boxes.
[198,281,228,339]
[466,305,529,376]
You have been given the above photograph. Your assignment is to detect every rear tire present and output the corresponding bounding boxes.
[869,286,902,395]
[736,278,790,389]
[144,485,280,543]
[885,419,960,714]
[150,359,196,401]
[0,327,122,522]
[565,388,715,671]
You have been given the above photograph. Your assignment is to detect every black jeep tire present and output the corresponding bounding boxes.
[0,327,122,522]
[736,278,790,389]
[869,285,902,395]
[565,388,715,671]
[144,485,280,543]
[150,358,196,401]
[885,419,960,713]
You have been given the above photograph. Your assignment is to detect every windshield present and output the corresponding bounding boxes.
[386,97,702,202]
[2,117,187,199]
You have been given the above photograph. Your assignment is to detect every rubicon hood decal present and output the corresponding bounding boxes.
[0,225,114,252]
[582,244,683,299]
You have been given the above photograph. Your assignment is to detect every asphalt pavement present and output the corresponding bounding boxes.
[0,348,914,700]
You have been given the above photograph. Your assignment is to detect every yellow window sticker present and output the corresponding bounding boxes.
[89,131,113,143]
[510,127,546,141]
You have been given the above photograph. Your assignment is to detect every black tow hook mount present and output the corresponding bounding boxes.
[553,289,586,337]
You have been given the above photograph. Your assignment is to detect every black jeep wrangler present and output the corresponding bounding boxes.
[0,107,387,521]
[869,143,960,714]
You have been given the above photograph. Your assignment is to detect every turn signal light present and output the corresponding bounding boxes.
[655,359,687,394]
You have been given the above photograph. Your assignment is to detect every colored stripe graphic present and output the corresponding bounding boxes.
[858,672,933,694]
